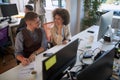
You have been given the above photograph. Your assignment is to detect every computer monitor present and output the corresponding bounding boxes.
[77,48,115,80]
[42,38,79,80]
[0,0,2,3]
[0,3,18,23]
[97,11,113,41]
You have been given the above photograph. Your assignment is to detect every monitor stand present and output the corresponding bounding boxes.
[99,37,119,45]
[8,17,17,24]
[99,30,120,45]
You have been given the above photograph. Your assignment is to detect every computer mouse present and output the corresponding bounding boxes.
[43,53,53,57]
[87,30,94,33]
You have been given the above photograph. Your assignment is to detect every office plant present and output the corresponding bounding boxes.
[81,0,101,30]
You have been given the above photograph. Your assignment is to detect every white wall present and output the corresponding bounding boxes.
[45,10,53,22]
[66,0,84,36]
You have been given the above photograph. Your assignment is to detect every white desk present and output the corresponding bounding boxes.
[0,25,117,80]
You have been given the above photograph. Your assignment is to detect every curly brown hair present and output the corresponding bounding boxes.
[52,8,70,25]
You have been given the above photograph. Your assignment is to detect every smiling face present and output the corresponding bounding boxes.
[54,14,63,26]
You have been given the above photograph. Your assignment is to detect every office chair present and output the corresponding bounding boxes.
[42,22,54,48]
[0,25,14,64]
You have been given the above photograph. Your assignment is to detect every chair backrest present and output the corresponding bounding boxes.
[0,25,9,46]
[43,22,54,42]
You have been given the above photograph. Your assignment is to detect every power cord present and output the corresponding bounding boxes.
[77,49,92,71]
[77,47,103,71]
[82,49,93,58]
[77,44,107,73]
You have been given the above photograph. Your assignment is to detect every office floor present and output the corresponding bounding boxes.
[0,46,17,74]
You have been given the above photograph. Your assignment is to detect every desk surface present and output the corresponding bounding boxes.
[0,25,118,80]
[9,18,21,27]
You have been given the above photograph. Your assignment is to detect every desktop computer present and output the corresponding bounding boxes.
[97,11,120,45]
[97,11,113,42]
[42,38,79,80]
[0,3,18,23]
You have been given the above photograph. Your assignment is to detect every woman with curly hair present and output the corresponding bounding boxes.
[50,8,71,46]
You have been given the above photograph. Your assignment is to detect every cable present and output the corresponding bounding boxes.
[92,47,101,56]
[93,47,101,53]
[77,44,103,72]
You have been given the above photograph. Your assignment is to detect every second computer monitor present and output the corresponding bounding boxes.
[97,11,113,41]
[0,3,18,17]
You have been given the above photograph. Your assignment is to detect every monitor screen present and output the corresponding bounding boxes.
[77,48,115,80]
[0,3,18,17]
[42,38,79,80]
[0,0,2,3]
[97,11,113,41]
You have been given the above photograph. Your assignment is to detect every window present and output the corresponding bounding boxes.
[45,0,66,9]
[99,0,120,16]
[51,0,65,8]
[2,0,10,3]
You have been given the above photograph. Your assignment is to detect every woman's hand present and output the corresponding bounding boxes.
[62,40,69,44]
